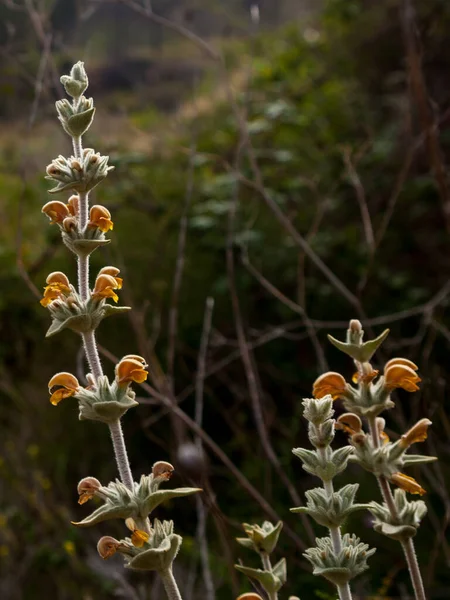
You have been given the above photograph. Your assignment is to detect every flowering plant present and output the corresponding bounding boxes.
[40,62,200,599]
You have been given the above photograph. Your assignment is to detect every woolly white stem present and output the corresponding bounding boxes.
[159,568,183,600]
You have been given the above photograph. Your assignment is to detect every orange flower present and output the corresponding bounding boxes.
[384,357,418,371]
[40,272,71,307]
[313,372,348,400]
[48,372,80,406]
[115,355,148,387]
[336,413,362,435]
[399,418,432,449]
[152,461,174,480]
[352,368,379,385]
[97,536,121,559]
[97,266,122,289]
[125,517,150,548]
[92,274,120,303]
[390,472,426,496]
[384,361,421,393]
[42,200,71,224]
[131,529,150,548]
[88,205,113,232]
[77,477,101,505]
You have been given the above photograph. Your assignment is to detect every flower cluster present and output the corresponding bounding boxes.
[48,355,148,422]
[311,318,434,583]
[40,266,128,337]
[37,61,203,599]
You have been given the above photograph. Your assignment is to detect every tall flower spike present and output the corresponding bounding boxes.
[48,372,80,405]
[313,371,348,400]
[115,355,148,387]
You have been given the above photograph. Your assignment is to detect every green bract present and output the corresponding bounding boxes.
[45,288,130,338]
[46,149,114,194]
[291,484,371,528]
[73,473,201,526]
[327,328,390,363]
[304,534,376,586]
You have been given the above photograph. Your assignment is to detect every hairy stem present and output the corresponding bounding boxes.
[71,127,134,491]
[72,135,82,161]
[82,330,103,380]
[367,417,426,600]
[159,567,183,600]
[109,419,134,490]
[260,552,278,600]
[320,450,353,600]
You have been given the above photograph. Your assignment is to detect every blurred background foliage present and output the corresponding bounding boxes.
[1,0,450,598]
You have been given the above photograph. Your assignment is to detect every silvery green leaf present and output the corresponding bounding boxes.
[125,534,182,571]
[312,566,351,586]
[330,446,354,475]
[73,502,134,527]
[45,314,90,337]
[80,397,139,423]
[236,537,254,549]
[373,522,417,541]
[143,488,201,515]
[292,448,319,473]
[72,238,111,253]
[259,521,283,554]
[234,565,282,594]
[327,328,389,362]
[302,397,334,425]
[272,557,287,585]
[102,305,132,318]
[402,454,438,465]
[66,107,96,136]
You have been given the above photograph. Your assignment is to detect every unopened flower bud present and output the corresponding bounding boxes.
[62,216,77,232]
[350,320,362,333]
[71,160,82,172]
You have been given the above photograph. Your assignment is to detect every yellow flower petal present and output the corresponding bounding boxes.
[42,201,71,224]
[48,372,79,405]
[384,364,421,393]
[384,357,418,371]
[46,271,70,288]
[131,529,150,548]
[92,274,120,303]
[313,372,348,400]
[116,357,148,386]
[390,472,426,495]
[399,418,432,448]
[89,205,114,232]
